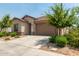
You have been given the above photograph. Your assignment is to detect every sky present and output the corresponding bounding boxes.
[0,3,79,19]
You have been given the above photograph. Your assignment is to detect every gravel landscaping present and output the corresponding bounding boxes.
[40,42,79,56]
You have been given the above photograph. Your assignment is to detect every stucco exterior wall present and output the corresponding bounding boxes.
[23,17,35,35]
[12,20,29,35]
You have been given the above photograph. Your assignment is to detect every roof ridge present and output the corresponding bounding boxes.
[22,15,36,20]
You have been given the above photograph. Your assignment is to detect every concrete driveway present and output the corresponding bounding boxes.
[0,35,65,56]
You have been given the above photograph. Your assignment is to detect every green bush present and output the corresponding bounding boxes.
[0,32,4,37]
[0,32,17,37]
[69,28,79,38]
[55,36,68,47]
[69,38,79,48]
[0,32,8,37]
[66,28,79,48]
[49,35,56,43]
[10,32,17,37]
[0,32,11,36]
[64,34,72,44]
[2,32,7,36]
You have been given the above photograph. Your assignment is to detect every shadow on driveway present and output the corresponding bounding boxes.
[35,38,49,48]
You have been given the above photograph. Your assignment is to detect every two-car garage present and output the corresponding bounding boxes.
[35,20,58,35]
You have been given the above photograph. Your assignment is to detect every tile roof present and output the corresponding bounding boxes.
[22,15,36,20]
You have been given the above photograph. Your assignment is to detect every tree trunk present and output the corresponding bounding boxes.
[57,28,64,36]
[57,28,60,36]
[59,28,64,35]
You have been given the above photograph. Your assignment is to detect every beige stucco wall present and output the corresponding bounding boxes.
[12,20,29,35]
[23,17,34,23]
[23,17,35,35]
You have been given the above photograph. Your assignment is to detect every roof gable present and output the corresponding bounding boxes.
[12,17,26,23]
[22,15,36,20]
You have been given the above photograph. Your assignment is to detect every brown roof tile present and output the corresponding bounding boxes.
[12,17,26,23]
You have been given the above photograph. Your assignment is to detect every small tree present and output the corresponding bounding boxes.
[46,3,79,35]
[0,15,13,32]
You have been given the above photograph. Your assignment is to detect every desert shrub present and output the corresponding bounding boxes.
[10,32,17,37]
[55,36,68,47]
[0,32,7,37]
[49,35,56,43]
[0,32,10,37]
[2,31,9,36]
[69,38,79,48]
[65,28,79,48]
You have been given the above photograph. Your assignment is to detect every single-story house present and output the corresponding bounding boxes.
[10,15,68,35]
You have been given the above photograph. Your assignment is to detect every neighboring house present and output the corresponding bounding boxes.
[11,15,67,35]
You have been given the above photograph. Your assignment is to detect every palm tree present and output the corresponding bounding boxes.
[46,3,79,35]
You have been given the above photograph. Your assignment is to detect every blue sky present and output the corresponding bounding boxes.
[0,3,79,19]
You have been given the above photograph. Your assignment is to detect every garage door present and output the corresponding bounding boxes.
[36,23,57,35]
